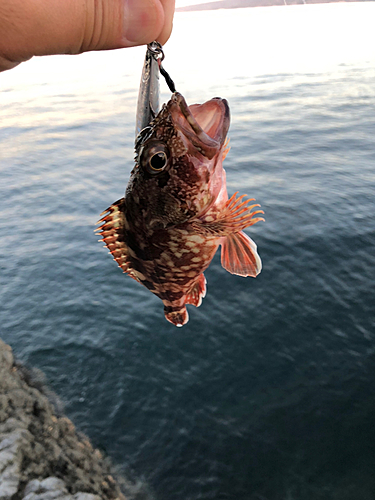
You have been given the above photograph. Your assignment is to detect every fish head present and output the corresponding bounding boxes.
[128,92,230,230]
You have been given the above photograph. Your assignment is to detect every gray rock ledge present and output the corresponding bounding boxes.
[0,339,126,500]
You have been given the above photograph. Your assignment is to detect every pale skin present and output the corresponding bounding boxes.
[0,0,175,72]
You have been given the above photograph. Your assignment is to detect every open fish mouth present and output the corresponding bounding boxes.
[169,92,230,159]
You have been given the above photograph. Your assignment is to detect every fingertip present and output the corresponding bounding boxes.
[0,0,176,72]
[122,0,165,46]
[156,0,175,45]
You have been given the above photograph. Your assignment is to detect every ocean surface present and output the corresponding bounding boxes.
[1,3,375,499]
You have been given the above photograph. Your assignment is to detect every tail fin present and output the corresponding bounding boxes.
[164,306,189,327]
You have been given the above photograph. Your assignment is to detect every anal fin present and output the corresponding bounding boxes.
[95,198,135,277]
[221,231,262,277]
[185,273,207,307]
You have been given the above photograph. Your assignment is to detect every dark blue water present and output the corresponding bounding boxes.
[1,4,375,499]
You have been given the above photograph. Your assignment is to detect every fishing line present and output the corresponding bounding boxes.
[159,65,176,93]
[147,42,177,94]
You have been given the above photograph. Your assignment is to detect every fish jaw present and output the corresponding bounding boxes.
[169,92,230,160]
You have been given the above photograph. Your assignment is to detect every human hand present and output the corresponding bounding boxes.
[0,0,175,72]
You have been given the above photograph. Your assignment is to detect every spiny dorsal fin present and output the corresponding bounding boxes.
[221,230,262,277]
[95,198,135,277]
[185,273,207,307]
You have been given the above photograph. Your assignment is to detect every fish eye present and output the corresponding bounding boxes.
[149,151,167,171]
[140,141,170,175]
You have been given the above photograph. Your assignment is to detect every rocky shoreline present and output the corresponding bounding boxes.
[0,339,127,500]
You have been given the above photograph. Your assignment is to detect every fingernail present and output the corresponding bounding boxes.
[123,0,149,44]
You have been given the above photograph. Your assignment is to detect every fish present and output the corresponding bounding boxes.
[96,48,264,327]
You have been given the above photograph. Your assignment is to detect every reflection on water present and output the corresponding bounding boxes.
[1,3,375,500]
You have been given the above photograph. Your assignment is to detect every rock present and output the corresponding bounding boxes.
[22,476,101,500]
[0,338,127,500]
[0,428,31,499]
[0,343,13,369]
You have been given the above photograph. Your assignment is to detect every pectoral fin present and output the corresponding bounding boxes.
[192,192,264,237]
[222,137,230,160]
[221,231,262,277]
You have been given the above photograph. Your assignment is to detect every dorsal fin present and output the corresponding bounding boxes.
[95,198,137,278]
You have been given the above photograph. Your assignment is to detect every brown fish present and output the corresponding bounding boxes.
[96,92,264,326]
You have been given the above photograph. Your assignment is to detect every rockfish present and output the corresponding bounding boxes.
[97,50,263,327]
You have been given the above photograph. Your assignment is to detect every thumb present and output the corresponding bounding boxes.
[0,0,174,71]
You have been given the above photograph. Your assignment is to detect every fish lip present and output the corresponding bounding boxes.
[170,92,230,159]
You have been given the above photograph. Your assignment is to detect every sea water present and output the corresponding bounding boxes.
[1,3,375,499]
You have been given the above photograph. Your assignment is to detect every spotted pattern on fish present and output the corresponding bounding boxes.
[96,93,264,326]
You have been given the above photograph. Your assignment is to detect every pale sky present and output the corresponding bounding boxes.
[175,0,219,7]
